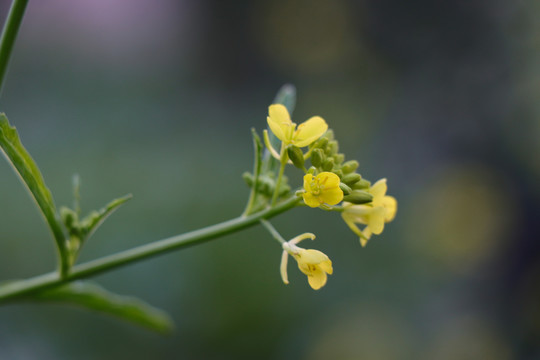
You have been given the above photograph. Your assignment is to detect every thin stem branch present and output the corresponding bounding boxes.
[259,219,286,244]
[242,129,262,217]
[0,195,301,303]
[0,0,29,95]
[271,144,287,206]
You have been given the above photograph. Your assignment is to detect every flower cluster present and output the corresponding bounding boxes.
[246,100,397,290]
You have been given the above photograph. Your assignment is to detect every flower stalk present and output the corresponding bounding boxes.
[0,0,29,95]
[0,195,302,303]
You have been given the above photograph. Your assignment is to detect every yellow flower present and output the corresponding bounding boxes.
[267,104,328,147]
[303,172,344,208]
[280,233,333,290]
[341,178,397,246]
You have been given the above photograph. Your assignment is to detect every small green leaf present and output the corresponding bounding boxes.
[31,282,174,333]
[79,194,132,240]
[61,193,132,266]
[273,83,296,115]
[0,113,67,271]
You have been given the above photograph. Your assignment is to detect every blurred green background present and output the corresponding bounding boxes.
[1,0,539,359]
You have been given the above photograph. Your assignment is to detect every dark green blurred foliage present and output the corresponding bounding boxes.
[0,0,539,359]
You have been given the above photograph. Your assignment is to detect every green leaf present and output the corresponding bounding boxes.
[79,194,132,240]
[0,113,67,270]
[272,83,296,115]
[61,193,132,266]
[31,282,174,333]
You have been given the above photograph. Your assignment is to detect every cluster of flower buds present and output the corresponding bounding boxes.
[304,130,373,205]
[242,172,291,200]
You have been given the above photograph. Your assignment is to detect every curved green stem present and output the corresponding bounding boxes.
[242,129,263,217]
[0,195,302,303]
[271,144,287,206]
[0,0,29,95]
[260,219,286,244]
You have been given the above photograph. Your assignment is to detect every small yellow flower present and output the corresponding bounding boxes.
[303,172,344,208]
[267,104,328,147]
[341,178,397,246]
[280,233,333,290]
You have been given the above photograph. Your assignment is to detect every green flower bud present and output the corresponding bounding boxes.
[60,206,78,230]
[325,141,338,156]
[324,129,334,141]
[352,178,371,189]
[339,182,352,195]
[322,157,334,171]
[278,183,292,196]
[342,160,359,174]
[343,190,373,204]
[333,169,343,179]
[311,148,325,167]
[313,137,328,149]
[341,173,361,186]
[287,145,305,169]
[333,153,345,165]
[259,175,275,197]
[242,172,254,187]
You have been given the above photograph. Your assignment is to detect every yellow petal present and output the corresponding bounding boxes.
[363,227,373,239]
[303,173,314,192]
[342,214,365,237]
[383,195,397,222]
[318,259,333,275]
[267,104,292,142]
[293,116,328,147]
[297,249,329,264]
[360,227,372,247]
[307,269,328,290]
[280,250,289,284]
[267,117,287,143]
[318,171,340,188]
[303,192,321,208]
[289,232,316,245]
[368,207,386,235]
[268,104,292,124]
[369,178,387,206]
[321,187,344,206]
[342,205,371,223]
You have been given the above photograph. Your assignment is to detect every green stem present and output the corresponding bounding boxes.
[271,145,287,206]
[0,0,29,95]
[0,195,301,302]
[259,219,286,244]
[242,129,262,217]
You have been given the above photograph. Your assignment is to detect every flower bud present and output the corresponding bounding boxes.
[352,178,371,190]
[342,160,359,174]
[343,190,373,204]
[322,157,334,171]
[341,173,361,186]
[325,141,338,156]
[339,182,352,195]
[333,153,345,165]
[311,148,325,167]
[324,129,334,141]
[258,175,276,196]
[287,145,305,169]
[313,137,328,149]
[242,172,254,187]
